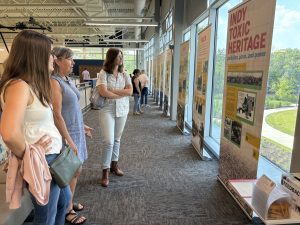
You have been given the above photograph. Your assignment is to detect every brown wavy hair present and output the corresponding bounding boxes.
[0,30,53,107]
[103,48,124,74]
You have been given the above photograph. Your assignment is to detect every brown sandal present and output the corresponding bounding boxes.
[65,210,87,225]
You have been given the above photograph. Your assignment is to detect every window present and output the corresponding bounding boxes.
[183,31,191,41]
[197,18,209,33]
[122,50,136,75]
[71,47,104,60]
[72,49,84,60]
[257,0,300,180]
[209,0,242,156]
[168,30,173,43]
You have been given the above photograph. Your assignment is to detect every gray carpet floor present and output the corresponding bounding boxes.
[22,98,258,225]
[73,98,256,225]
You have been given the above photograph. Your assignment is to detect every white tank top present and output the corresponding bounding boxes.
[1,80,62,155]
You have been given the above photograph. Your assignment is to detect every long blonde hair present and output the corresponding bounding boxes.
[0,30,53,107]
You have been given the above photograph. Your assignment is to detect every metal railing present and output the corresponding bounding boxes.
[75,82,92,113]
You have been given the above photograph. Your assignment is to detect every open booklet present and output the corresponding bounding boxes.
[252,175,291,220]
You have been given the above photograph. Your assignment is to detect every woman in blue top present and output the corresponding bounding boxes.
[51,47,92,224]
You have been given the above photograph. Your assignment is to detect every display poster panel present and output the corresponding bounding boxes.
[164,49,172,116]
[177,41,190,133]
[159,51,166,110]
[146,60,149,76]
[145,60,149,85]
[149,59,153,95]
[152,56,157,98]
[192,25,211,158]
[219,0,276,183]
[156,53,163,104]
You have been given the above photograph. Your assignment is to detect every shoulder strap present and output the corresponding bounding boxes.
[0,80,13,106]
[0,79,22,107]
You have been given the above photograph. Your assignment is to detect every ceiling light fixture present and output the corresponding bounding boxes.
[86,21,158,27]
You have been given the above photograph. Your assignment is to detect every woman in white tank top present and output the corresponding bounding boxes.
[0,30,71,225]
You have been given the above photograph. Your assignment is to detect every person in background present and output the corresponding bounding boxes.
[51,47,93,224]
[82,68,90,81]
[132,69,143,115]
[0,30,71,225]
[97,48,132,187]
[139,69,150,108]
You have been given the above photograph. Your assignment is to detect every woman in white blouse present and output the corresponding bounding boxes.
[97,48,133,187]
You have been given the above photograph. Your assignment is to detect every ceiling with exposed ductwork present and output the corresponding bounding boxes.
[0,0,155,50]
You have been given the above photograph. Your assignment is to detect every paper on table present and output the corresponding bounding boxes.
[255,175,276,195]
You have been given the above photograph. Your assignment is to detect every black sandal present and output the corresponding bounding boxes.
[65,210,87,225]
[73,203,84,211]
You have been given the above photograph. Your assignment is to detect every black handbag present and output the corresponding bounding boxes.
[49,146,82,188]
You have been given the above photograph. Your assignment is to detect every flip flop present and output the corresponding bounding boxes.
[65,211,87,225]
[73,203,84,211]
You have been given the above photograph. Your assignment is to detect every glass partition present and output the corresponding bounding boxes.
[209,0,242,155]
[258,0,300,179]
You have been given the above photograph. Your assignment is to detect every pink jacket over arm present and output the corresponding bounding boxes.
[6,144,52,209]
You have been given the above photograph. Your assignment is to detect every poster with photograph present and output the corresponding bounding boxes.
[219,0,276,184]
[149,59,153,95]
[152,56,157,98]
[159,51,166,110]
[236,91,256,124]
[227,71,263,90]
[192,25,211,158]
[156,54,163,104]
[164,49,172,116]
[176,41,190,133]
[145,60,149,76]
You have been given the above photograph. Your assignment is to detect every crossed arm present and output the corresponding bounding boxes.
[98,84,133,98]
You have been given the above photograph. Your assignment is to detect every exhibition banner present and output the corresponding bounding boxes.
[145,60,149,81]
[192,25,211,158]
[149,59,153,94]
[156,53,163,104]
[177,41,190,133]
[163,49,172,116]
[159,51,165,110]
[219,0,276,182]
[152,56,157,98]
